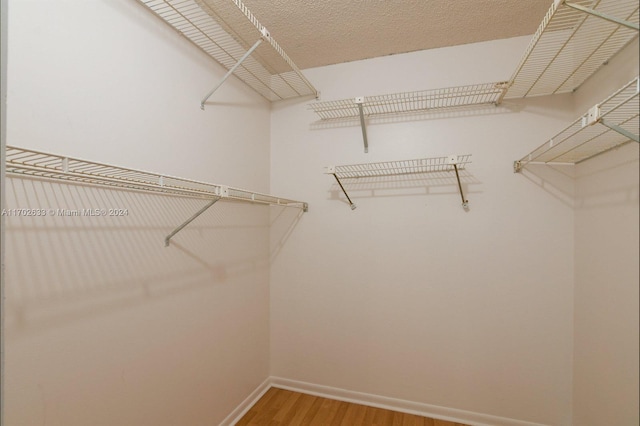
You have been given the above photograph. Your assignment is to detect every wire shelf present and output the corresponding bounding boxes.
[505,0,639,99]
[515,76,639,170]
[309,83,508,120]
[138,0,318,101]
[327,155,472,179]
[5,145,307,210]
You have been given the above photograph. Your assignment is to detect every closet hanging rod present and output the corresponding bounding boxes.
[326,155,472,210]
[5,145,308,245]
[514,76,639,172]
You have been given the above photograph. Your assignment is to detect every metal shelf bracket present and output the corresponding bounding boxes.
[355,97,369,153]
[514,77,639,171]
[140,0,318,102]
[327,166,356,210]
[563,1,640,31]
[200,28,270,110]
[513,160,522,173]
[582,99,640,143]
[165,198,220,247]
[600,119,640,143]
[164,186,229,247]
[449,155,469,209]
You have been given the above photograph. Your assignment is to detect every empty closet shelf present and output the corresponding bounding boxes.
[505,0,639,99]
[309,83,508,120]
[327,155,471,179]
[5,146,307,209]
[514,76,639,171]
[138,0,318,102]
[5,145,308,245]
[326,155,472,210]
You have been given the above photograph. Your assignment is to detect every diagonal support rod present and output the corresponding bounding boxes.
[452,164,469,209]
[599,119,640,143]
[165,198,219,247]
[201,38,263,110]
[564,2,640,31]
[332,174,356,210]
[355,98,369,153]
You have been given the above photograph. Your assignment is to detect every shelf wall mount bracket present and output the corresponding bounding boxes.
[513,76,639,172]
[327,166,357,210]
[165,185,241,246]
[582,102,640,143]
[599,119,640,143]
[355,97,369,153]
[165,197,220,247]
[514,160,524,173]
[449,155,469,209]
[200,28,269,110]
[563,1,640,31]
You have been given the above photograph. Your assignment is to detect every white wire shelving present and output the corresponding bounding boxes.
[5,145,308,246]
[137,0,318,104]
[514,76,639,172]
[504,0,639,99]
[308,83,508,152]
[326,155,472,210]
[309,83,509,121]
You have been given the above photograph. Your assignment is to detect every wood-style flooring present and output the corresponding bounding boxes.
[235,387,470,425]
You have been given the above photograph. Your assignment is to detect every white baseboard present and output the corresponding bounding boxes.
[218,377,272,426]
[268,376,550,426]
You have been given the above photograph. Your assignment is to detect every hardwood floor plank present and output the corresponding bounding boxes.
[246,388,291,425]
[234,409,257,426]
[434,419,460,426]
[330,401,350,426]
[373,406,394,425]
[317,398,343,425]
[282,392,318,425]
[272,390,303,422]
[300,396,325,424]
[340,401,368,425]
[328,400,350,425]
[402,412,426,426]
[235,388,470,426]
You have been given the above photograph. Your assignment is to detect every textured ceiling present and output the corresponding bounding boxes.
[240,0,553,70]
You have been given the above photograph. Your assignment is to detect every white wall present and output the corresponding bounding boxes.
[572,39,639,426]
[5,0,275,424]
[270,37,577,426]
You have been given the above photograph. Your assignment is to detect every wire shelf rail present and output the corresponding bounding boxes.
[504,0,639,99]
[514,76,639,171]
[6,145,308,245]
[137,0,318,102]
[308,83,506,153]
[328,155,472,179]
[309,83,508,121]
[326,155,472,210]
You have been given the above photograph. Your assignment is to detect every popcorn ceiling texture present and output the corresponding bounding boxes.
[241,0,552,69]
